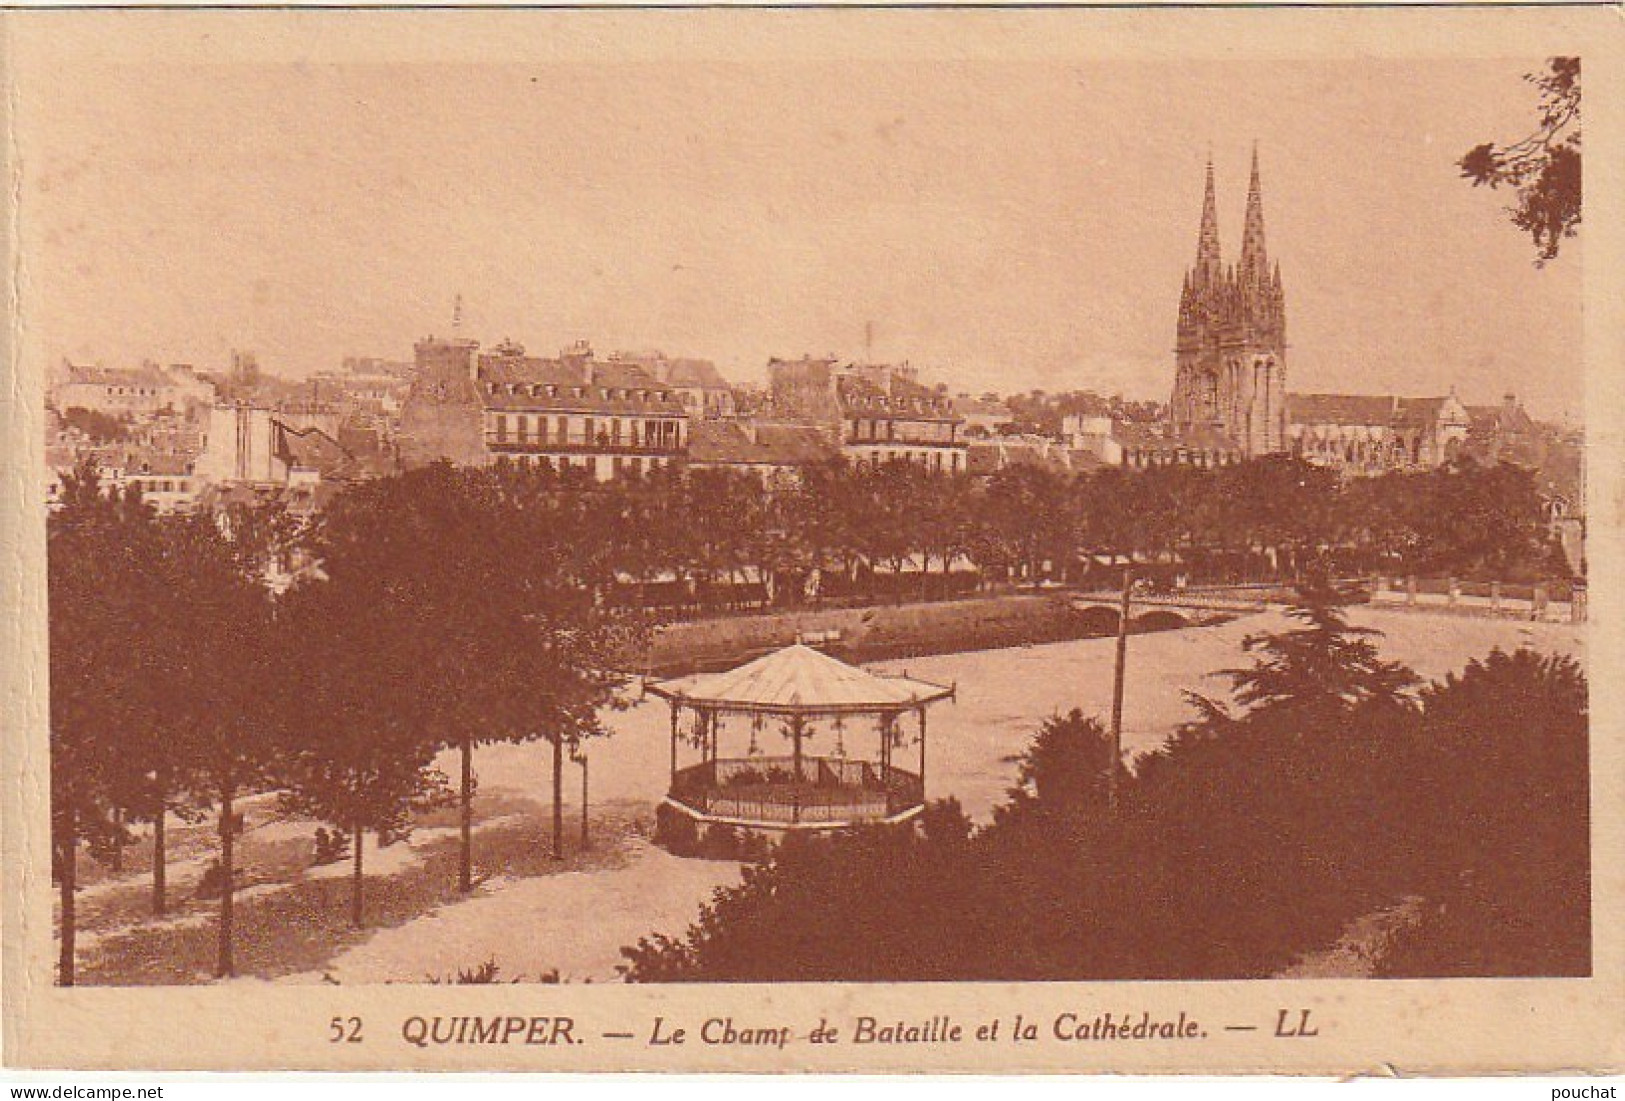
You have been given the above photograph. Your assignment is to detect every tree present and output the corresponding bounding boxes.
[1459,57,1580,265]
[996,709,1116,825]
[48,462,147,984]
[310,462,644,885]
[1210,579,1419,733]
[58,406,131,443]
[1380,648,1588,976]
[275,585,451,927]
[162,510,281,978]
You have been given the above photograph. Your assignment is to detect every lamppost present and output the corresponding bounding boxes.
[1108,564,1133,816]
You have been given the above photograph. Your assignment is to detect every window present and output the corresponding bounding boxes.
[611,418,623,444]
[557,415,568,442]
[583,417,595,446]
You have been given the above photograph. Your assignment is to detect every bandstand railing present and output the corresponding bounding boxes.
[669,755,923,827]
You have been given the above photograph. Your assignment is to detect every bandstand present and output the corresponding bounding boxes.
[647,643,955,832]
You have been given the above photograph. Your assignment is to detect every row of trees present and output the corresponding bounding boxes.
[49,460,644,984]
[622,587,1589,981]
[537,451,1559,613]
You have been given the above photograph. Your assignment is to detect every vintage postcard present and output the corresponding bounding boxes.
[1,4,1621,1075]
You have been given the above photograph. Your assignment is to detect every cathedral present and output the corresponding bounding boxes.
[1170,149,1288,457]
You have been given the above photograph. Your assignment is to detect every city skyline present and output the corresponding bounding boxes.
[19,57,1582,419]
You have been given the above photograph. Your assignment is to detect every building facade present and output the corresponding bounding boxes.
[837,366,966,473]
[479,340,689,481]
[611,351,736,420]
[767,357,968,473]
[1287,392,1472,475]
[397,336,489,469]
[1169,150,1288,458]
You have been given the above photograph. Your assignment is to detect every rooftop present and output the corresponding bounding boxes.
[478,355,687,415]
[688,421,840,466]
[648,643,954,715]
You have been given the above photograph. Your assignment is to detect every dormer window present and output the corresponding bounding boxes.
[547,385,557,398]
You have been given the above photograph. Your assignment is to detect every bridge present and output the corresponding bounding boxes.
[1069,586,1271,629]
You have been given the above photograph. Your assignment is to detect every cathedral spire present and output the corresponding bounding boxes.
[1240,143,1269,282]
[1195,155,1222,286]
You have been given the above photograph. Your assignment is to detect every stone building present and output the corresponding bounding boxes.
[396,335,490,469]
[1287,392,1472,474]
[611,351,735,419]
[479,339,689,481]
[767,356,967,473]
[1169,150,1288,458]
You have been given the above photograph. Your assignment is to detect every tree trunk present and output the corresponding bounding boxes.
[216,782,236,978]
[580,755,590,851]
[350,824,364,929]
[459,735,473,893]
[57,804,76,987]
[152,767,167,915]
[152,799,166,915]
[551,737,565,861]
[110,806,124,874]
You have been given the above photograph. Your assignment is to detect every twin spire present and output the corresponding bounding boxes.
[1194,144,1273,288]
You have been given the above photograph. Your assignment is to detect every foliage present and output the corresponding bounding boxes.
[1378,648,1588,976]
[1460,57,1581,265]
[58,406,131,443]
[1216,578,1419,730]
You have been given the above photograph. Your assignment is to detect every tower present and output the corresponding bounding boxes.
[1170,147,1288,456]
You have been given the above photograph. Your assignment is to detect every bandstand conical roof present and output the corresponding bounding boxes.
[647,643,954,715]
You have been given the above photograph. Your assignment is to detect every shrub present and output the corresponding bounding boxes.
[653,803,699,857]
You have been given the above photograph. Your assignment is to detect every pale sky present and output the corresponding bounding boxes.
[18,56,1583,419]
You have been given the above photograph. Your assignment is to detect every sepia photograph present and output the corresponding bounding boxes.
[1,5,1619,1076]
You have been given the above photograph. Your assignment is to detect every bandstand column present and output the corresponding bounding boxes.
[791,714,804,780]
[790,714,806,824]
[668,700,679,783]
[880,712,895,814]
[917,707,928,791]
